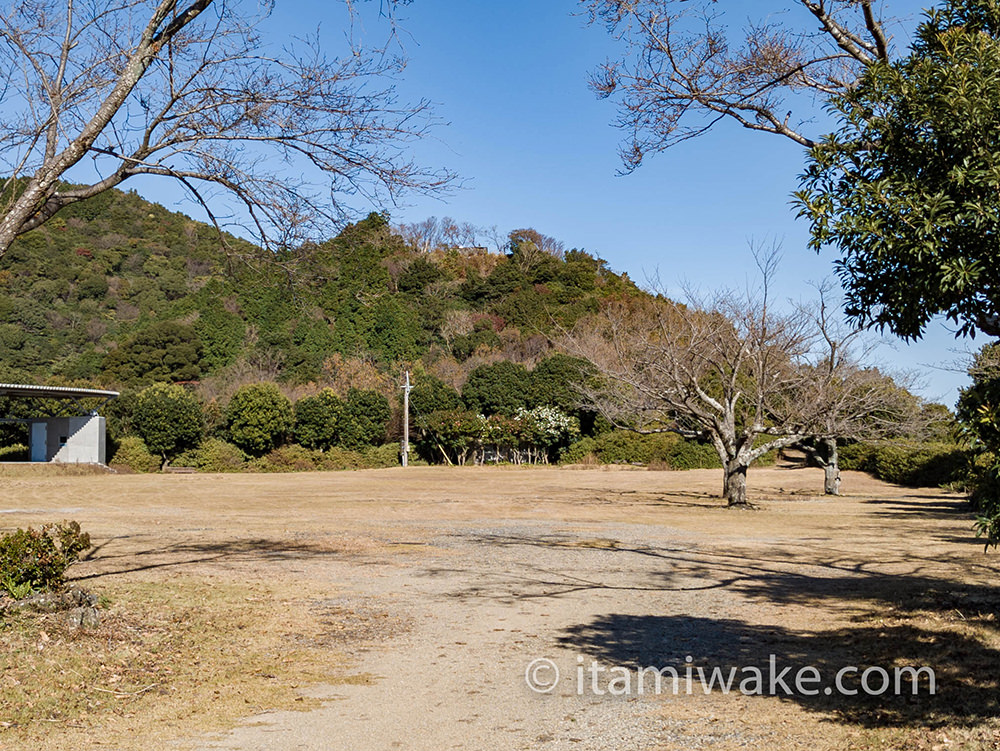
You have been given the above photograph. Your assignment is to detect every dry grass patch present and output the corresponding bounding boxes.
[0,576,362,751]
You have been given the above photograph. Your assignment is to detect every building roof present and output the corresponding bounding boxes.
[0,383,120,400]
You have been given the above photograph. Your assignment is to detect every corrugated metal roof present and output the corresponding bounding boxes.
[0,383,120,400]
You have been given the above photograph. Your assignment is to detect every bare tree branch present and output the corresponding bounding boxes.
[0,0,455,256]
[583,0,897,170]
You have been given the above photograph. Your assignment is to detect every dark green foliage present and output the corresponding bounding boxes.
[530,354,591,413]
[226,383,294,456]
[463,361,532,416]
[0,186,628,386]
[251,442,399,472]
[133,383,203,465]
[103,321,203,386]
[338,388,391,450]
[839,441,969,487]
[109,435,160,472]
[0,443,28,461]
[413,409,483,464]
[398,256,447,293]
[451,319,502,361]
[796,0,1000,338]
[954,343,1000,541]
[191,438,247,473]
[194,297,246,373]
[560,430,722,468]
[294,389,345,450]
[0,521,91,596]
[409,376,463,416]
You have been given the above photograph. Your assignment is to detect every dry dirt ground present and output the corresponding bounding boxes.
[1,464,999,750]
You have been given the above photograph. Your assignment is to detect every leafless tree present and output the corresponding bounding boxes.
[396,215,483,252]
[564,251,927,504]
[583,0,900,170]
[794,282,924,494]
[0,0,454,257]
[564,250,814,506]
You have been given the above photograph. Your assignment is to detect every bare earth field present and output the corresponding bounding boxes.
[1,465,998,750]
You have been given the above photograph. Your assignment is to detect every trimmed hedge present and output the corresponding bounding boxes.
[560,431,724,469]
[839,441,968,487]
[250,443,401,473]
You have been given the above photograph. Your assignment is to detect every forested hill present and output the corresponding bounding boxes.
[0,188,638,391]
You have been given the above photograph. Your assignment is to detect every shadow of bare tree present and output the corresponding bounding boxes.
[557,613,999,728]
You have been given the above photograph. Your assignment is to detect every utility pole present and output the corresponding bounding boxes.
[401,370,411,467]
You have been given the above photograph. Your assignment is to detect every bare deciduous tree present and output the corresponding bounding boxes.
[564,253,925,504]
[564,251,813,506]
[794,282,924,494]
[583,0,898,170]
[396,215,482,252]
[0,0,453,256]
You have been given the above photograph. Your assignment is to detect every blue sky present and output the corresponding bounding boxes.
[171,1,974,404]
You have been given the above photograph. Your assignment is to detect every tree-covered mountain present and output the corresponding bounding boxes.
[0,187,637,392]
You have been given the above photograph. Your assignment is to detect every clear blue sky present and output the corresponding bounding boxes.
[163,1,974,405]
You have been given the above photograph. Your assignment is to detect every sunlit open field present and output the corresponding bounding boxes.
[1,465,997,750]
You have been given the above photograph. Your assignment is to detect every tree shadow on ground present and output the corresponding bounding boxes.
[556,613,999,729]
[863,496,973,520]
[70,536,356,581]
[439,531,1000,628]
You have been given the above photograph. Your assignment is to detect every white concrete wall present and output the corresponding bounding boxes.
[29,415,106,464]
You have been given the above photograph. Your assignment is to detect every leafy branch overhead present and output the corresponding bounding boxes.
[796,0,1000,339]
[0,0,454,256]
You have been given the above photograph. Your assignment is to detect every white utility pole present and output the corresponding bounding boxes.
[401,370,411,467]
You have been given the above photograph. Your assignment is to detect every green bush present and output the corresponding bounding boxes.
[362,443,402,468]
[252,444,322,473]
[559,436,598,464]
[559,431,722,469]
[839,441,968,487]
[0,443,28,461]
[134,382,203,466]
[838,442,878,472]
[338,388,391,450]
[192,438,247,473]
[251,443,399,472]
[316,446,369,470]
[0,521,92,596]
[294,388,344,451]
[656,439,722,470]
[226,382,294,456]
[109,435,159,473]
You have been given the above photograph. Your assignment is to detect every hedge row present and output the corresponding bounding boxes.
[560,431,731,469]
[110,436,403,474]
[838,441,968,487]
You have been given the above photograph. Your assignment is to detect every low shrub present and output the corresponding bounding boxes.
[839,441,968,487]
[0,444,28,462]
[249,443,401,472]
[0,521,91,596]
[560,431,722,469]
[192,438,248,473]
[362,443,402,468]
[655,439,722,470]
[109,436,159,473]
[252,444,321,473]
[560,436,598,464]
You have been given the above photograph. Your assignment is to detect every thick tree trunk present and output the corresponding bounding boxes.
[821,437,840,495]
[724,459,749,506]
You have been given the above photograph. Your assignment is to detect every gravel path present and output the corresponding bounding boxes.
[187,519,756,751]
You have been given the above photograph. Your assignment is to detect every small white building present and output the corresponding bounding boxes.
[0,384,119,465]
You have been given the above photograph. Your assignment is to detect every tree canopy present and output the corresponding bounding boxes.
[796,0,1000,339]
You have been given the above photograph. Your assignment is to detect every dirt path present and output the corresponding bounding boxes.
[2,465,998,750]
